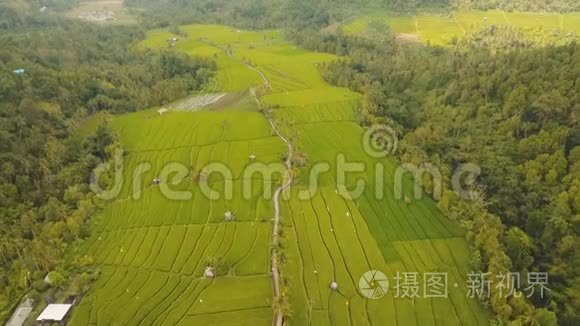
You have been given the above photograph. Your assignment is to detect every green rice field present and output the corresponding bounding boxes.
[343,10,580,45]
[70,24,490,325]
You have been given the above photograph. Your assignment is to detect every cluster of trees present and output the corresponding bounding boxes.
[0,13,216,323]
[1,22,216,112]
[123,0,334,29]
[289,27,578,324]
[0,0,81,29]
[124,0,449,30]
[450,0,580,12]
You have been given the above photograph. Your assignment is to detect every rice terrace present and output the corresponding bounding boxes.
[1,0,578,325]
[342,10,580,45]
[68,24,487,325]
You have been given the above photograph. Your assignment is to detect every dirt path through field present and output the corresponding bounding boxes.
[197,39,293,325]
[247,62,292,326]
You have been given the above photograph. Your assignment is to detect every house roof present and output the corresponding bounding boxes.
[36,304,73,321]
[6,299,35,326]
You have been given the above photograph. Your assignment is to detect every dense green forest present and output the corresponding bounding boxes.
[0,11,216,321]
[124,0,451,29]
[125,0,580,29]
[285,24,579,325]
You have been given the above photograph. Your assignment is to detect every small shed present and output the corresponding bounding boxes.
[330,282,338,290]
[36,304,73,324]
[152,178,161,185]
[204,266,215,278]
[13,69,25,75]
[249,154,256,161]
[157,108,168,115]
[168,38,178,47]
[224,211,234,222]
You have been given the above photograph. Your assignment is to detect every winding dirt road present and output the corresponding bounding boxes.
[204,41,292,325]
[247,62,292,326]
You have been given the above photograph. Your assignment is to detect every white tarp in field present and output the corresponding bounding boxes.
[171,93,226,112]
[36,304,73,322]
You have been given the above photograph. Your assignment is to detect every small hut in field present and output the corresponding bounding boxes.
[204,266,215,278]
[224,211,234,222]
[157,108,169,116]
[330,282,338,290]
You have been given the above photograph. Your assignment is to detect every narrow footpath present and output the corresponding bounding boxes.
[247,61,293,326]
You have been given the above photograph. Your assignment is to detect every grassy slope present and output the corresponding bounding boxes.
[71,25,489,325]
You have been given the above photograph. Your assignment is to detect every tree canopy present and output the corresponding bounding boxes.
[296,25,579,325]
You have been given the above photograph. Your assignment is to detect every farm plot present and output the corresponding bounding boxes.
[342,13,417,35]
[454,10,508,30]
[282,187,488,326]
[271,100,361,125]
[415,13,465,45]
[169,93,227,111]
[71,110,284,325]
[277,120,489,326]
[563,12,580,33]
[74,24,489,325]
[256,33,489,323]
[343,10,580,45]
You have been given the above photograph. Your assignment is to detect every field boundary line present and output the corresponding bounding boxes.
[150,279,201,325]
[501,11,510,24]
[185,306,272,318]
[135,277,188,324]
[287,200,316,321]
[452,13,467,34]
[231,225,261,270]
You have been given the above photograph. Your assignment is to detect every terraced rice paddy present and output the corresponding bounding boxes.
[71,24,490,325]
[169,93,227,112]
[71,109,284,325]
[343,10,580,45]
